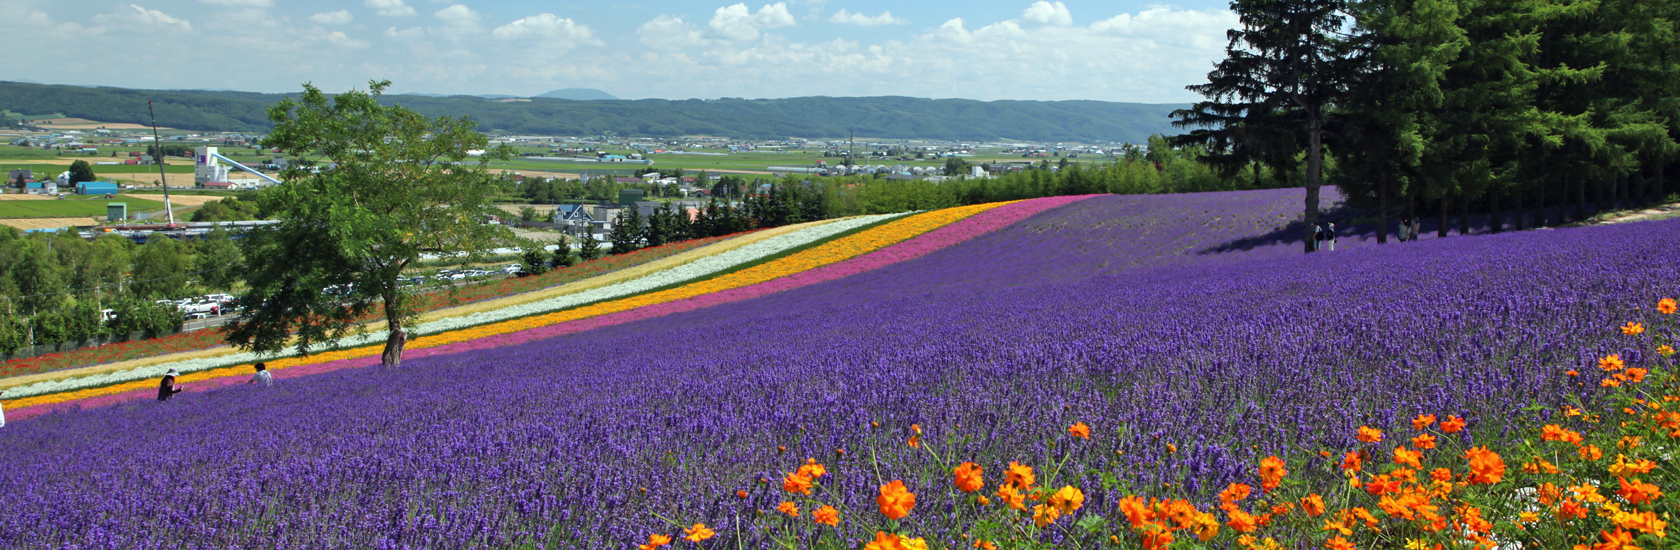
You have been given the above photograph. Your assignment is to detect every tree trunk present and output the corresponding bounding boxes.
[1303,112,1324,253]
[1536,178,1548,227]
[1377,172,1389,244]
[1657,162,1668,204]
[1490,188,1502,233]
[1437,194,1449,238]
[1594,175,1606,217]
[1617,173,1628,210]
[1459,193,1471,235]
[1575,178,1586,223]
[382,328,407,367]
[1634,168,1648,206]
[1513,183,1525,231]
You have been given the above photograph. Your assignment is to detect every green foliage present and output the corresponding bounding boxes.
[227,80,516,366]
[577,231,604,261]
[0,81,1187,143]
[608,208,643,255]
[130,234,189,299]
[549,236,576,269]
[520,243,551,276]
[189,197,260,222]
[67,160,96,186]
[105,298,182,338]
[195,226,242,291]
[518,206,538,221]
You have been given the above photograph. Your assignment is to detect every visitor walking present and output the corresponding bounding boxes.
[1410,217,1421,241]
[1325,222,1338,252]
[1312,221,1324,251]
[1396,217,1410,242]
[158,369,183,402]
[247,362,273,387]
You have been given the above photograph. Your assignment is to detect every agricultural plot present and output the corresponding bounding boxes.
[0,189,1674,549]
[0,195,164,218]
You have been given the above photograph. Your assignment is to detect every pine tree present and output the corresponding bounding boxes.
[1177,0,1353,252]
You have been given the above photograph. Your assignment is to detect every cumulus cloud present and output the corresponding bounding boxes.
[828,9,905,26]
[638,15,705,50]
[1021,1,1072,26]
[95,5,194,32]
[366,0,415,17]
[310,10,353,24]
[492,14,598,51]
[433,4,479,23]
[323,31,370,49]
[706,3,795,41]
[198,0,273,6]
[384,26,424,39]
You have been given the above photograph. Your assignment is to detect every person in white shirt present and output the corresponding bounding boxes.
[1,390,7,428]
[247,362,273,387]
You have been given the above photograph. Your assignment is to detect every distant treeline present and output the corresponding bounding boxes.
[0,81,1184,143]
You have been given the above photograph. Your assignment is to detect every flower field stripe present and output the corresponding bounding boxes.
[0,226,801,395]
[0,204,1023,419]
[0,213,904,412]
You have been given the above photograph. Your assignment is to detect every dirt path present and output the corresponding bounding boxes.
[0,217,98,230]
[1584,203,1680,226]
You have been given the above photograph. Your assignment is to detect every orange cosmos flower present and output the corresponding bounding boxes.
[911,423,922,435]
[1412,414,1436,430]
[1626,367,1648,383]
[1464,447,1505,485]
[1660,298,1677,315]
[877,480,915,520]
[1659,345,1676,357]
[1364,474,1401,497]
[812,505,840,527]
[1440,415,1466,434]
[1325,535,1357,550]
[953,462,984,493]
[1601,354,1626,371]
[1220,483,1253,505]
[1622,322,1645,335]
[1557,499,1589,521]
[1579,445,1604,461]
[1005,461,1035,489]
[1139,522,1174,550]
[1431,467,1453,482]
[1613,509,1667,537]
[1393,446,1423,469]
[1301,494,1326,517]
[684,524,716,542]
[1411,434,1438,450]
[796,458,827,480]
[1524,458,1560,475]
[1609,455,1657,476]
[974,542,998,550]
[1565,406,1583,417]
[996,484,1025,510]
[736,490,749,499]
[1341,450,1364,473]
[777,501,799,517]
[1595,528,1638,550]
[907,434,920,448]
[1068,422,1091,440]
[1258,456,1287,493]
[1226,508,1258,533]
[1032,503,1061,527]
[639,533,673,550]
[1049,486,1084,515]
[1567,369,1581,377]
[782,472,814,495]
[1357,426,1383,443]
[864,531,902,550]
[1617,477,1662,505]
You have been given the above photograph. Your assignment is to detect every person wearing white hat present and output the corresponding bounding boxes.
[158,369,183,401]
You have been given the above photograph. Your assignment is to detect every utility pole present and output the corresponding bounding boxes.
[847,130,855,167]
[147,100,176,226]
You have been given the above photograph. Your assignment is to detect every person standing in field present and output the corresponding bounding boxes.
[1410,217,1421,241]
[158,369,183,402]
[1325,222,1338,252]
[1396,217,1410,243]
[247,363,273,387]
[1,390,7,428]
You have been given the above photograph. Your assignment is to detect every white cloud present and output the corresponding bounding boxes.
[311,10,354,25]
[1021,1,1072,26]
[433,4,480,23]
[94,5,194,32]
[492,14,597,51]
[638,15,705,50]
[384,26,425,39]
[828,9,905,26]
[366,0,416,17]
[706,3,795,41]
[198,0,273,7]
[323,31,370,49]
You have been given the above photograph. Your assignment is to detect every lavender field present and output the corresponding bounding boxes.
[1,189,1674,549]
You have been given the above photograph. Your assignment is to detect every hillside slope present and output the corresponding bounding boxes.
[0,81,1184,142]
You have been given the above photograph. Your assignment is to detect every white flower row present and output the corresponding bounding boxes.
[6,214,905,399]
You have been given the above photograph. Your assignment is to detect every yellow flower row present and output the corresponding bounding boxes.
[9,204,1009,410]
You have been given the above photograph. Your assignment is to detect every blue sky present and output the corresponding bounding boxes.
[5,1,1237,103]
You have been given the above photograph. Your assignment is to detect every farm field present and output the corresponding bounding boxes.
[0,195,164,218]
[0,189,1674,549]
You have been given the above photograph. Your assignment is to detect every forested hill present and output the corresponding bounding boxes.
[0,81,1184,143]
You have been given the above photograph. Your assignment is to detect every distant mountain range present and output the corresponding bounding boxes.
[0,81,1185,143]
[535,88,618,101]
